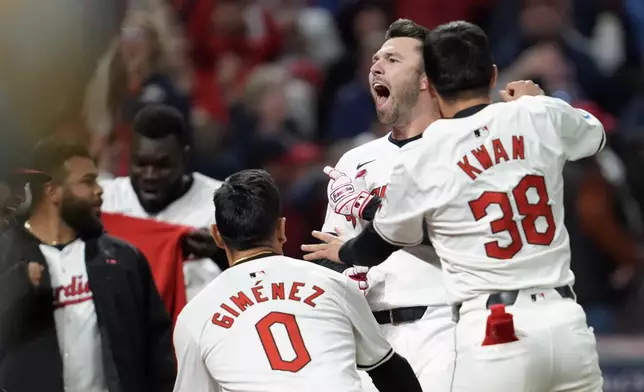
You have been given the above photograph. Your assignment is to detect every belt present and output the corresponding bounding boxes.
[373,306,427,325]
[485,285,575,308]
[452,285,576,323]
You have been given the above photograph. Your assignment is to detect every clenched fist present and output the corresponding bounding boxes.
[343,266,370,296]
[27,262,44,287]
[500,80,545,102]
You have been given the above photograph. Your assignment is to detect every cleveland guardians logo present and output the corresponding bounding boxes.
[52,275,94,309]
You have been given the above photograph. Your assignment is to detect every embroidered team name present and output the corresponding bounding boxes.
[52,275,93,309]
[457,135,525,180]
[211,282,326,329]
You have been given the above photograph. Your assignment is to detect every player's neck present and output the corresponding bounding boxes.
[26,206,78,245]
[228,245,281,267]
[439,96,491,119]
[390,101,440,140]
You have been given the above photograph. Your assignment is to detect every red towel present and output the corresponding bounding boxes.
[101,212,190,324]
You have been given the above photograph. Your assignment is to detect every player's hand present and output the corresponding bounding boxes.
[27,261,44,287]
[324,166,378,220]
[301,230,345,263]
[182,228,219,259]
[500,80,545,102]
[343,266,370,296]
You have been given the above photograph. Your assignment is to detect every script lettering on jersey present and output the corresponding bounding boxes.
[457,136,525,180]
[211,282,326,329]
[346,185,388,228]
[52,275,93,309]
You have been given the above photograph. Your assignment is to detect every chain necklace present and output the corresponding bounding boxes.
[24,220,59,246]
[231,250,276,267]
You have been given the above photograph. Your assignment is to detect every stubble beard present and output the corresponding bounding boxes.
[377,79,420,129]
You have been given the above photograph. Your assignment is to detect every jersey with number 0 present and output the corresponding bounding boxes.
[322,134,446,310]
[172,255,393,392]
[373,96,606,304]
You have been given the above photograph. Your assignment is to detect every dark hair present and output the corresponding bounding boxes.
[422,21,494,101]
[213,169,282,251]
[133,104,190,146]
[28,138,93,203]
[385,19,430,42]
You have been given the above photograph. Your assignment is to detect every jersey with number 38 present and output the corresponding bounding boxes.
[373,96,606,304]
[172,255,393,392]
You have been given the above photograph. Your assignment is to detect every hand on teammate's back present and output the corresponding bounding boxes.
[301,229,345,263]
[499,80,545,102]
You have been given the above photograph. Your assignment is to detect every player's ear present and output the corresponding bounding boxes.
[210,224,226,249]
[276,217,287,246]
[47,182,62,205]
[490,64,498,90]
[419,73,429,91]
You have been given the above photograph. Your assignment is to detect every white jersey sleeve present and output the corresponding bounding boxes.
[340,277,393,370]
[521,96,605,161]
[173,318,220,392]
[372,162,425,247]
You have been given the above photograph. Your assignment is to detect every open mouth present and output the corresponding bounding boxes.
[372,83,391,109]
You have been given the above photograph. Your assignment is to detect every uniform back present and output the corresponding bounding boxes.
[174,255,393,392]
[374,96,605,303]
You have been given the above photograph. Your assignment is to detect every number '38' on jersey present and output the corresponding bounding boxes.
[172,255,393,392]
[373,96,606,304]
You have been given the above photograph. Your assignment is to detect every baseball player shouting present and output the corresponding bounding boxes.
[172,169,422,392]
[305,19,454,392]
[305,22,604,392]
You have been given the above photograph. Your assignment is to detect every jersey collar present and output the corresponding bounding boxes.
[387,132,423,148]
[231,250,279,267]
[451,103,489,119]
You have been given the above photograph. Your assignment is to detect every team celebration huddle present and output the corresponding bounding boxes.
[0,16,606,392]
[173,19,604,392]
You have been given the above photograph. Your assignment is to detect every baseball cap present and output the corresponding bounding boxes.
[9,168,51,183]
[0,135,51,183]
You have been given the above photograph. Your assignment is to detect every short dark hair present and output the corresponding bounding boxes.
[385,19,430,42]
[133,104,190,147]
[213,169,282,251]
[422,21,494,100]
[28,138,93,203]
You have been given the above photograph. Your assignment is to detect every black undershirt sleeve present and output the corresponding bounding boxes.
[367,352,423,392]
[338,222,400,267]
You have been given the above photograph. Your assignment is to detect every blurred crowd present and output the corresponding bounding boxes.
[4,0,644,336]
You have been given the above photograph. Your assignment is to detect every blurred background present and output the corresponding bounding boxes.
[1,0,644,389]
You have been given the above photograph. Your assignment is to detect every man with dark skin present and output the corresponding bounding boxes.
[101,104,226,299]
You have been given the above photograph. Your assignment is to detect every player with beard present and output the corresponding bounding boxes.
[0,139,176,392]
[304,19,454,392]
[101,104,224,300]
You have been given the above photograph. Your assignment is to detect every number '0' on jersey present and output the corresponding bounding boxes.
[172,256,393,392]
[373,96,606,304]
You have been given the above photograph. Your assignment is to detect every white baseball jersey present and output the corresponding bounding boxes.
[373,96,606,304]
[322,134,446,310]
[100,172,223,299]
[40,239,108,392]
[173,255,393,392]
